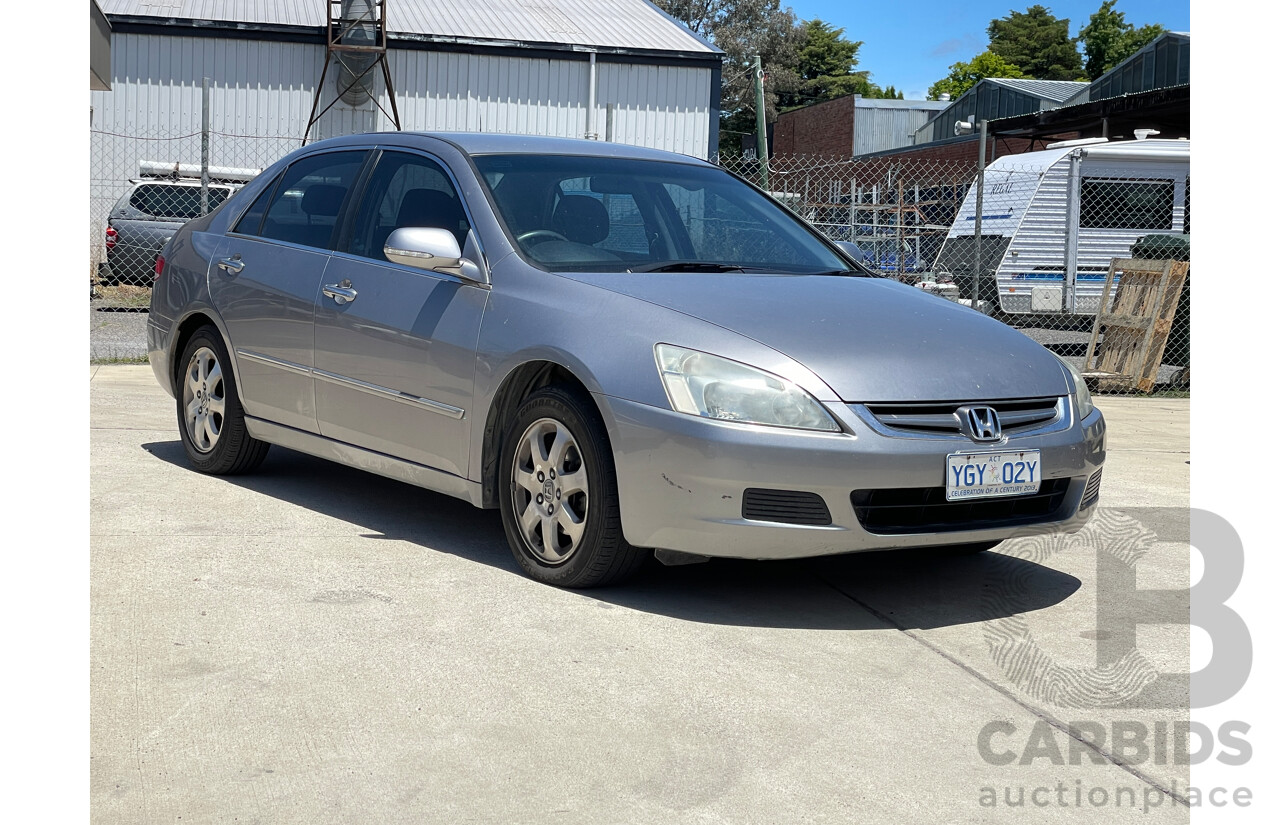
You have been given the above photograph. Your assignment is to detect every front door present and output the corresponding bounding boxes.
[312,150,486,478]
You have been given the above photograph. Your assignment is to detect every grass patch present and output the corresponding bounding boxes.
[94,284,152,309]
[91,355,150,365]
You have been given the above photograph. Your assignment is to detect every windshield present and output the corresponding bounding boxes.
[473,154,851,274]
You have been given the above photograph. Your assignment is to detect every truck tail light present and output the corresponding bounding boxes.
[154,254,166,281]
[105,227,117,250]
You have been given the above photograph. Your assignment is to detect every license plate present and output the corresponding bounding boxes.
[945,450,1041,501]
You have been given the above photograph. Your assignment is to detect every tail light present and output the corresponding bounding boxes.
[105,226,117,250]
[154,254,166,281]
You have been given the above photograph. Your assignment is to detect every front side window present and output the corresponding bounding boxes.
[1080,178,1176,230]
[473,154,850,274]
[235,151,366,250]
[346,151,471,262]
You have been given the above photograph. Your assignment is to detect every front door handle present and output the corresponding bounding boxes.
[216,254,245,275]
[322,279,358,305]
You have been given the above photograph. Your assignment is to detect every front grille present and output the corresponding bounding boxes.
[742,488,832,526]
[851,478,1072,535]
[1080,470,1103,509]
[862,397,1062,437]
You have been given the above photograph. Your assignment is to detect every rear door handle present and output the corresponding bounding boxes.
[322,279,358,305]
[217,255,245,275]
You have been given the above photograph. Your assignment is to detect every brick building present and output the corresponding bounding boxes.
[773,96,947,158]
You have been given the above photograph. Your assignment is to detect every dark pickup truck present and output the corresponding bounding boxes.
[103,180,237,285]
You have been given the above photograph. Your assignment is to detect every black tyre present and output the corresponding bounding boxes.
[176,326,270,474]
[498,386,646,588]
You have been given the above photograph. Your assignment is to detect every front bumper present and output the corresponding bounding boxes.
[601,395,1106,560]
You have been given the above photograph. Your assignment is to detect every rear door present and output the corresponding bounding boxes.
[312,149,487,477]
[209,149,369,433]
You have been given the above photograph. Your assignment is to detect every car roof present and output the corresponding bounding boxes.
[307,131,712,165]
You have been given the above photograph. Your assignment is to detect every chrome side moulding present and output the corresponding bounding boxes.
[312,368,466,419]
[236,349,466,420]
[236,349,312,377]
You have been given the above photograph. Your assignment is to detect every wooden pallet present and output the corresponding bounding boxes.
[1081,258,1190,393]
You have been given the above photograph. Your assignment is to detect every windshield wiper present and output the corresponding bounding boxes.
[807,268,875,277]
[633,261,746,273]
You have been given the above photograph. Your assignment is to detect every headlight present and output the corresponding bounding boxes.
[654,344,840,432]
[1057,355,1095,419]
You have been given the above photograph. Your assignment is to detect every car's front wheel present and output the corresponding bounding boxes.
[498,386,646,588]
[176,326,270,474]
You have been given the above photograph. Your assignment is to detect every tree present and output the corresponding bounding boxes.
[928,51,1025,100]
[987,5,1083,81]
[1077,1,1166,80]
[788,19,873,106]
[654,1,802,155]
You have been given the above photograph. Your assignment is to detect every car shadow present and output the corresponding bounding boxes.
[141,440,1081,631]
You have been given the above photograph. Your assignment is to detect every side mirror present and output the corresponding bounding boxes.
[384,227,486,284]
[833,240,870,264]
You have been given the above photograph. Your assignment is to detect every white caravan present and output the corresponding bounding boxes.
[934,138,1189,315]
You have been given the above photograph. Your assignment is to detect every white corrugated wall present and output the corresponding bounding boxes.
[89,33,714,268]
[90,34,712,149]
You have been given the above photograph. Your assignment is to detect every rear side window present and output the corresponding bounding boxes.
[1080,178,1176,230]
[129,184,231,219]
[238,151,366,250]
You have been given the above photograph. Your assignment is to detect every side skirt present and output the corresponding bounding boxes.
[245,416,486,508]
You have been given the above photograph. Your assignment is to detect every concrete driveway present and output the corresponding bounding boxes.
[91,365,1191,823]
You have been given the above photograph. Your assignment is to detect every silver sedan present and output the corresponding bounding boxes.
[147,133,1105,587]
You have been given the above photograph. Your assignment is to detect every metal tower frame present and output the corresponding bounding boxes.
[303,1,402,144]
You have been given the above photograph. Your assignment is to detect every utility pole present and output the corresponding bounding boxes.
[200,77,210,215]
[972,119,988,309]
[753,55,769,190]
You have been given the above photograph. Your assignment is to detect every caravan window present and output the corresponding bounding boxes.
[1080,178,1176,230]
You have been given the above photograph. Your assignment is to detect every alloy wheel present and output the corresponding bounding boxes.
[511,417,589,564]
[182,346,226,453]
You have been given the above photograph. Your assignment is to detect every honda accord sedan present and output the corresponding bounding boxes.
[147,132,1105,588]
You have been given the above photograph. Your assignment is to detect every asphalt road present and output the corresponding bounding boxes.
[90,366,1192,823]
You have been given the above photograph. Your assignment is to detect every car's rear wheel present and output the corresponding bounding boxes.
[498,386,646,588]
[176,326,269,474]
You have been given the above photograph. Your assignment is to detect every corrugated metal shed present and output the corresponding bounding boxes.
[984,78,1090,103]
[99,0,719,55]
[1064,31,1190,106]
[853,98,948,156]
[90,0,723,251]
[914,78,1087,145]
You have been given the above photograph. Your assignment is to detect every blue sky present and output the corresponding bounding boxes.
[784,1,1191,99]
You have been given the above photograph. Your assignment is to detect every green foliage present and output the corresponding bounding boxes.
[654,1,802,155]
[987,4,1084,81]
[797,19,862,81]
[1077,1,1166,80]
[928,51,1026,101]
[656,5,904,153]
[779,19,900,109]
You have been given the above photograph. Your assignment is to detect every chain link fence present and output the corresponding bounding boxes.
[716,151,1190,394]
[89,124,1189,390]
[90,127,302,359]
